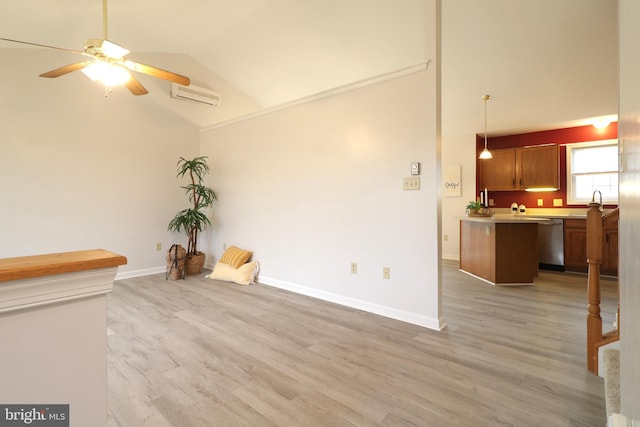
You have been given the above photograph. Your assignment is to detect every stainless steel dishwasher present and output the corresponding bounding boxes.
[538,218,564,271]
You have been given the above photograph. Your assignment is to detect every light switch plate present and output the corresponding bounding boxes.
[403,177,420,190]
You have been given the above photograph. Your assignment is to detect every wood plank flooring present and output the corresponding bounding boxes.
[107,260,617,427]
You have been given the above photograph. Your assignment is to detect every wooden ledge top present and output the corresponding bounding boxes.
[0,249,127,283]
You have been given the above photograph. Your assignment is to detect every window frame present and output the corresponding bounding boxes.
[565,139,619,206]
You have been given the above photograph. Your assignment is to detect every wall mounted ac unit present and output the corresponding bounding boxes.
[170,83,221,106]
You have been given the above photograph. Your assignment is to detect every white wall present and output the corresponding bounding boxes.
[126,53,262,128]
[618,0,640,418]
[440,133,477,260]
[200,68,443,329]
[0,49,201,275]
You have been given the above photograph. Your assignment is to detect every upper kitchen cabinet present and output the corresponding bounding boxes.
[520,144,559,190]
[479,148,518,190]
[479,144,559,191]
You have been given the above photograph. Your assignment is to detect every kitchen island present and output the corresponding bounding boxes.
[460,215,550,285]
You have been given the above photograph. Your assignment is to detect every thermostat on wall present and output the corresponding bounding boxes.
[411,162,420,175]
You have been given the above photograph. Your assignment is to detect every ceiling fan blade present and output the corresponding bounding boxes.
[124,75,149,96]
[40,61,94,78]
[0,37,86,56]
[123,60,190,86]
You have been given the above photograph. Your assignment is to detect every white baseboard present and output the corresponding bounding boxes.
[608,414,639,427]
[259,275,445,331]
[115,262,215,281]
[116,267,165,280]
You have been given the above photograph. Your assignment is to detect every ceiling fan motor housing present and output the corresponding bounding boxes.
[84,38,129,59]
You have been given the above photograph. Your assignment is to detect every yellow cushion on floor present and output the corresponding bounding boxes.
[206,261,259,285]
[219,245,252,269]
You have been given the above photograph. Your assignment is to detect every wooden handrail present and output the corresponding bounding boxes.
[586,205,620,373]
[0,249,127,283]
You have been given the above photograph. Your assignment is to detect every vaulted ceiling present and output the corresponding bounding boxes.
[0,0,617,133]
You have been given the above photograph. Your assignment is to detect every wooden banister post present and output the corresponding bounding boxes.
[586,202,603,373]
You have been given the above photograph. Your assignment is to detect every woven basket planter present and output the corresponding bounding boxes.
[185,252,206,275]
[166,245,186,280]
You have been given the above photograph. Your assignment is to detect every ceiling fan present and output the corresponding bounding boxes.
[0,0,190,96]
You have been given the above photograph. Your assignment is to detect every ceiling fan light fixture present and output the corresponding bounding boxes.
[102,40,129,58]
[84,39,129,58]
[2,0,190,95]
[82,62,131,86]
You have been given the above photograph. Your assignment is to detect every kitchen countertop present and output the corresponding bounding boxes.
[460,207,612,223]
[533,213,587,219]
[488,208,595,219]
[461,214,552,223]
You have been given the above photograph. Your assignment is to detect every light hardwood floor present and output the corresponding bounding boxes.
[107,260,617,427]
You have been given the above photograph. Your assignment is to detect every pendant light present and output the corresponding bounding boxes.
[479,94,493,160]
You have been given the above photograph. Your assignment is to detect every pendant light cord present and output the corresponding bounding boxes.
[483,94,490,148]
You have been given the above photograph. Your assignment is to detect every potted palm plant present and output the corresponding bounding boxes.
[168,156,217,275]
[466,200,493,217]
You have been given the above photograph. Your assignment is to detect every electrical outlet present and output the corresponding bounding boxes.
[553,199,563,207]
[489,199,495,206]
[443,234,449,242]
[383,267,390,279]
[156,242,162,251]
[537,199,543,207]
[350,262,357,274]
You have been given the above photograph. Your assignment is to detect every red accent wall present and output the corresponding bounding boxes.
[475,123,618,209]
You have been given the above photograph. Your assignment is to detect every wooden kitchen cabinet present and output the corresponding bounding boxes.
[564,219,588,273]
[520,144,559,190]
[479,144,559,191]
[479,148,518,190]
[460,219,539,284]
[563,218,618,276]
